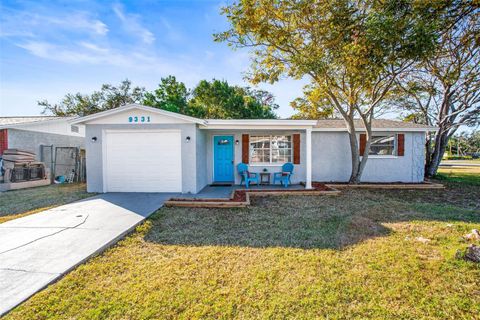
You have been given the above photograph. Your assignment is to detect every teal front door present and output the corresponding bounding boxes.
[214,136,234,182]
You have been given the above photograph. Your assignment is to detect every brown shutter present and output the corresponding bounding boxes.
[242,134,249,163]
[293,134,300,164]
[0,129,8,156]
[397,134,405,156]
[359,133,366,155]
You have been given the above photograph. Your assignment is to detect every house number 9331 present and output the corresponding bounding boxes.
[128,116,151,123]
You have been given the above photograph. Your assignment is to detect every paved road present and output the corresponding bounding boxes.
[0,193,175,316]
[440,161,480,167]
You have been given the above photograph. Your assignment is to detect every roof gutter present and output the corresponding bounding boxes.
[69,104,207,125]
[0,117,75,130]
[312,127,439,132]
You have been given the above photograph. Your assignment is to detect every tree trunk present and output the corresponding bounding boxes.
[424,133,432,173]
[425,87,452,178]
[346,120,361,184]
[425,130,449,177]
[348,136,361,183]
[357,130,372,181]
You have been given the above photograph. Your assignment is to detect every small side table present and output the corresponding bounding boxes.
[259,172,271,185]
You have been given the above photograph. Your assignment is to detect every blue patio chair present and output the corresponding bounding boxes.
[273,162,294,187]
[237,163,259,188]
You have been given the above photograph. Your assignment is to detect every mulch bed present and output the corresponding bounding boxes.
[311,182,331,191]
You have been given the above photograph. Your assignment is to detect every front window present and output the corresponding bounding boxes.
[250,135,292,164]
[369,135,396,156]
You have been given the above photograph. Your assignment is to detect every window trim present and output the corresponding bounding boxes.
[366,134,398,158]
[249,134,293,165]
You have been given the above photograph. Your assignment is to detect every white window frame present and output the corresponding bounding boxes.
[249,135,293,165]
[368,134,398,158]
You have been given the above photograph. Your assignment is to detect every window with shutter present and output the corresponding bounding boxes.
[293,134,300,164]
[249,135,293,164]
[242,134,249,163]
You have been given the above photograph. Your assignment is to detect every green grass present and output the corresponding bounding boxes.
[0,183,92,223]
[437,165,480,186]
[5,184,480,319]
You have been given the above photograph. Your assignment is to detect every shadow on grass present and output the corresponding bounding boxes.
[144,189,480,250]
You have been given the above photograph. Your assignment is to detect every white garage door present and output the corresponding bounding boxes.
[104,130,182,192]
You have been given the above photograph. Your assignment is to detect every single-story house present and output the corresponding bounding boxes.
[70,104,436,193]
[0,116,85,158]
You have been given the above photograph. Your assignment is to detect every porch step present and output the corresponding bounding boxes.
[210,182,234,187]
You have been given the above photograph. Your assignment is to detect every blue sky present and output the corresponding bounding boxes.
[0,0,307,117]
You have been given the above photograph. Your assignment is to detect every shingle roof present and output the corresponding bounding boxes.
[0,116,69,126]
[315,119,436,130]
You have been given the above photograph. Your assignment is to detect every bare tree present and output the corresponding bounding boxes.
[393,5,480,176]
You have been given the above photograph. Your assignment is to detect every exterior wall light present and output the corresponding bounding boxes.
[235,140,239,145]
[91,136,98,142]
[185,136,191,143]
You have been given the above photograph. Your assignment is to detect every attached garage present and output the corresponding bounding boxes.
[71,104,205,194]
[103,130,182,192]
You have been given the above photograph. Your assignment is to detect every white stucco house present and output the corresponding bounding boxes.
[70,104,436,193]
[0,116,85,158]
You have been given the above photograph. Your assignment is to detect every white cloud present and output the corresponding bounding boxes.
[15,40,203,81]
[79,42,110,54]
[64,15,108,36]
[113,3,155,45]
[18,41,128,65]
[0,9,108,38]
[39,13,109,36]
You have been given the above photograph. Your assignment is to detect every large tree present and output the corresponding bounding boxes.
[189,79,278,119]
[42,77,278,119]
[143,76,189,115]
[447,130,480,157]
[393,3,480,177]
[143,77,278,119]
[290,85,335,119]
[40,79,145,116]
[216,0,442,183]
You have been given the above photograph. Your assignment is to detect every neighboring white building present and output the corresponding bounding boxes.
[0,116,85,160]
[70,104,436,193]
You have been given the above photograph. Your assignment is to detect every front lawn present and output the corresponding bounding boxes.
[5,183,480,319]
[0,183,91,223]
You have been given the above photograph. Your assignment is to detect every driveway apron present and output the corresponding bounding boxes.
[0,192,175,316]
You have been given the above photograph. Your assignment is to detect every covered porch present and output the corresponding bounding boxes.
[199,120,315,190]
[165,182,339,208]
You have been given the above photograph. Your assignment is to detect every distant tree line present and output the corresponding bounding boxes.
[445,131,480,159]
[39,77,278,119]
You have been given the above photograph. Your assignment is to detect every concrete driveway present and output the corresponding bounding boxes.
[0,192,175,316]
